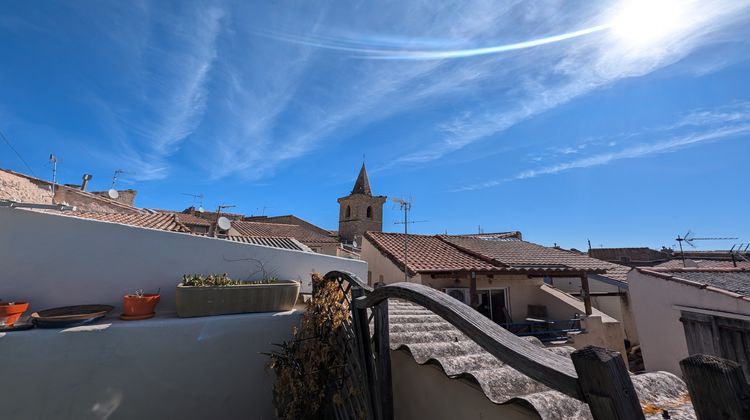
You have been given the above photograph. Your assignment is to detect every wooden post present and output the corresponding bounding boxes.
[571,346,644,420]
[374,300,394,420]
[581,272,592,316]
[469,271,478,308]
[680,354,750,420]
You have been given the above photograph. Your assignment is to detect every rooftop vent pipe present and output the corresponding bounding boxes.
[81,174,93,191]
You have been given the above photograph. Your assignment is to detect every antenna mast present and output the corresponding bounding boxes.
[675,230,738,267]
[111,169,126,189]
[181,193,205,212]
[48,154,58,201]
[393,197,413,282]
[212,204,236,237]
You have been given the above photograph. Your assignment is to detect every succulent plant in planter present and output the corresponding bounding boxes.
[121,288,161,321]
[176,273,299,318]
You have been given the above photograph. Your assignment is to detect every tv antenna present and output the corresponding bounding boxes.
[111,169,127,189]
[182,193,205,213]
[729,244,750,267]
[48,154,58,200]
[253,206,271,216]
[675,230,738,267]
[392,197,427,282]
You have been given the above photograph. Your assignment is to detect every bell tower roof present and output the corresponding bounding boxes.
[351,163,372,196]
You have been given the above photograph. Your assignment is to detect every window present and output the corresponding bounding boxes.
[366,206,372,219]
[476,288,510,324]
[345,205,351,219]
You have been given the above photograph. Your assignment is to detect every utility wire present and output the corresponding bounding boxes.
[0,129,37,177]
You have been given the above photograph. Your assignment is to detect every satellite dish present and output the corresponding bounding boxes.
[352,240,358,248]
[198,206,205,213]
[217,216,231,231]
[107,189,119,199]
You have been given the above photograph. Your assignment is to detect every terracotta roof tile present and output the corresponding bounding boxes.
[654,259,750,269]
[638,267,750,298]
[72,211,190,233]
[366,232,629,277]
[365,232,498,276]
[231,220,337,245]
[439,236,614,273]
[174,212,213,227]
[588,247,671,263]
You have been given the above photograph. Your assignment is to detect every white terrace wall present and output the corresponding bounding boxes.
[628,269,750,376]
[391,349,538,420]
[0,208,367,312]
[1,311,301,420]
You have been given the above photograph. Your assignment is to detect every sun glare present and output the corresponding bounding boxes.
[611,0,686,47]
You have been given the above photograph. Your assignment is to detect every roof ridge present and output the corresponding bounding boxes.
[234,220,304,228]
[435,235,509,268]
[646,267,750,273]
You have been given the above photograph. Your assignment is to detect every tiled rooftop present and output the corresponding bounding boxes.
[173,212,213,227]
[224,235,308,251]
[72,211,191,233]
[653,259,750,269]
[232,220,337,245]
[389,300,695,419]
[365,232,500,275]
[588,247,671,263]
[366,232,628,278]
[441,235,614,272]
[639,268,750,297]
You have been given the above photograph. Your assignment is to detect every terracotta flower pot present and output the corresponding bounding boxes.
[0,301,29,327]
[123,294,160,316]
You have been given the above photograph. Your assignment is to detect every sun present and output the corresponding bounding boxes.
[610,0,686,47]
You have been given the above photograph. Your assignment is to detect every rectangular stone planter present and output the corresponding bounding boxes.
[176,280,300,318]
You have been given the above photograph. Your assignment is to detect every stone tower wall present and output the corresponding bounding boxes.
[337,194,386,245]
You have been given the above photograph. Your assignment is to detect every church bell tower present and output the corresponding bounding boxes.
[337,163,386,247]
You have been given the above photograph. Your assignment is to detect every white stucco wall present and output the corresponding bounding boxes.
[361,237,417,285]
[0,311,301,420]
[628,269,750,376]
[391,349,538,420]
[0,208,367,312]
[546,276,637,343]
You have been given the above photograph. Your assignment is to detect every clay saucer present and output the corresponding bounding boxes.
[119,312,155,321]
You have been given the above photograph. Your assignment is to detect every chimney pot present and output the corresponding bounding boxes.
[81,174,93,191]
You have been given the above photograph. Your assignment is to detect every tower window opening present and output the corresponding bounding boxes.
[346,205,351,219]
[366,206,372,219]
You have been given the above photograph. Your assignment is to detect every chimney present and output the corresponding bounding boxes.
[81,174,93,191]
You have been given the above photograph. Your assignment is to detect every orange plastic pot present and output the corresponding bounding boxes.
[123,294,160,316]
[0,301,29,327]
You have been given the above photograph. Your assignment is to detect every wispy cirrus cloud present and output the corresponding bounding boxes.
[453,102,750,191]
[204,0,529,179]
[395,0,750,165]
[71,3,226,181]
[3,0,750,184]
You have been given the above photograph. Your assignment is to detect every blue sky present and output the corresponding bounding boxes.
[1,0,749,250]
